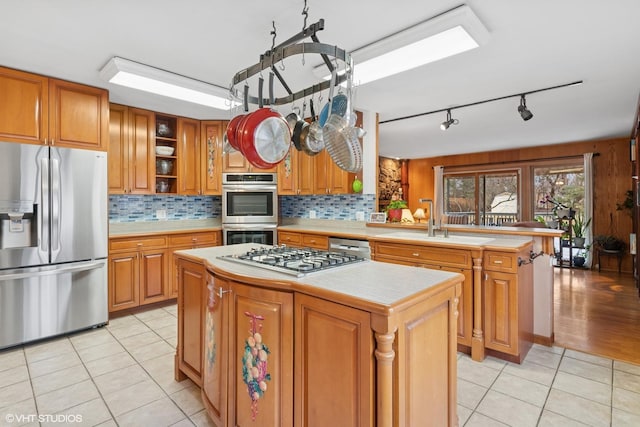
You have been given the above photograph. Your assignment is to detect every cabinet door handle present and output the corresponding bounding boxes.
[218,287,232,298]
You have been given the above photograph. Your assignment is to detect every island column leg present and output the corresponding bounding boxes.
[471,254,485,361]
[375,332,396,427]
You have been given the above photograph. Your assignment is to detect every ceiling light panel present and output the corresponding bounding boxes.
[100,57,235,110]
[314,4,490,85]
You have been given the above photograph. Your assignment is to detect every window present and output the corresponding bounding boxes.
[444,170,519,225]
[534,163,584,222]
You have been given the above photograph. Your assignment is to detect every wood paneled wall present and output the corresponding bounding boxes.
[404,137,633,273]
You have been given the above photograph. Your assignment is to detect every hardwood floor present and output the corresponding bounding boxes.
[554,268,640,365]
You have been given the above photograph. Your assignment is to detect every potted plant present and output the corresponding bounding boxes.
[385,199,408,222]
[616,190,634,217]
[593,235,626,252]
[572,214,591,248]
[573,246,589,267]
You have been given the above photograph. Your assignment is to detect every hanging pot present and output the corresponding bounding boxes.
[226,114,246,151]
[285,106,301,137]
[302,98,324,155]
[291,102,309,152]
[238,108,290,169]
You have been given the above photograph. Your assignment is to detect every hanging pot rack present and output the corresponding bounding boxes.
[230,18,352,107]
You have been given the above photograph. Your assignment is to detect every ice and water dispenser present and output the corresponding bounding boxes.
[0,201,37,249]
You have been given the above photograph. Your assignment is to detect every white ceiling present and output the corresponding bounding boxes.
[2,1,639,159]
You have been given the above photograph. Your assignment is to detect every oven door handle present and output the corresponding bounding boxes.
[222,224,278,230]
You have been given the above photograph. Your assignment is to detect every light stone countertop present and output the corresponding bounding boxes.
[175,244,463,312]
[278,219,533,251]
[109,218,221,237]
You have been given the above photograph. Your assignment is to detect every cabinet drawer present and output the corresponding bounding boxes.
[484,251,517,273]
[169,232,217,247]
[301,234,328,250]
[279,231,302,245]
[109,236,168,251]
[373,242,471,269]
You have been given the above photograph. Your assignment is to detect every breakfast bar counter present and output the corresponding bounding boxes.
[174,244,463,427]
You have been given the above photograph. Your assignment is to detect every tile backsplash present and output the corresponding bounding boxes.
[279,194,376,221]
[109,195,220,222]
[109,194,377,222]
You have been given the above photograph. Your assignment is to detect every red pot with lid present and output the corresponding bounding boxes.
[237,108,290,169]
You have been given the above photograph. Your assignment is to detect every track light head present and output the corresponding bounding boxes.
[518,95,533,121]
[440,109,459,131]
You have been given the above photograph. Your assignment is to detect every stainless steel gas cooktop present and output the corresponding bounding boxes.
[218,245,367,277]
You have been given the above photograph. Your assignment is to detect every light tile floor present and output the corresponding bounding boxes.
[0,304,639,426]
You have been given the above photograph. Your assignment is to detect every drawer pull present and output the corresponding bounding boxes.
[412,252,420,257]
[493,260,503,264]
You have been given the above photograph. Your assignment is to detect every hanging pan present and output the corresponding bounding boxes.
[322,67,362,173]
[238,76,290,169]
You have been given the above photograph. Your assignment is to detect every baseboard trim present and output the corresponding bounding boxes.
[533,333,555,347]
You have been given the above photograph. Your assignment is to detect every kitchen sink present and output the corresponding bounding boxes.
[373,232,493,245]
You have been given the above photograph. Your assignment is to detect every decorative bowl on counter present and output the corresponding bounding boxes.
[156,159,173,175]
[155,145,175,156]
[156,179,170,193]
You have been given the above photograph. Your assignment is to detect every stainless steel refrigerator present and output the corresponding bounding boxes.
[0,141,108,349]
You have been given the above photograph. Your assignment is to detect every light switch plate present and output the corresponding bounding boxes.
[309,210,316,219]
[156,209,167,220]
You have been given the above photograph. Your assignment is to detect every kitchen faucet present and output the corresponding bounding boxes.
[418,198,436,237]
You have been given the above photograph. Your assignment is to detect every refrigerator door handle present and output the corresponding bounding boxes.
[51,157,61,259]
[0,260,105,282]
[40,157,49,255]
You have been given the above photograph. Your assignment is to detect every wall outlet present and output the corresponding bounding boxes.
[309,210,317,219]
[356,211,365,221]
[156,209,167,220]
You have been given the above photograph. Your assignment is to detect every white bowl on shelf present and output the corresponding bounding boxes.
[155,146,175,156]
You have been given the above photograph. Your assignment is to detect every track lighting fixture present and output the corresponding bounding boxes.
[440,109,459,130]
[379,80,583,127]
[518,94,533,121]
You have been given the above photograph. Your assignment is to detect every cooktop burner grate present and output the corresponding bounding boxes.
[218,245,366,277]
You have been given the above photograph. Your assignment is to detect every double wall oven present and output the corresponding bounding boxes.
[222,173,278,245]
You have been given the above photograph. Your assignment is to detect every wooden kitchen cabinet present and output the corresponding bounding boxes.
[108,105,156,194]
[0,67,49,145]
[277,147,314,195]
[177,117,201,195]
[108,235,170,312]
[175,257,207,387]
[49,78,108,150]
[169,231,220,297]
[311,110,362,195]
[0,66,108,150]
[223,147,277,173]
[312,149,354,195]
[372,241,474,348]
[483,249,533,363]
[199,120,224,195]
[277,230,329,250]
[295,293,373,426]
[201,275,294,427]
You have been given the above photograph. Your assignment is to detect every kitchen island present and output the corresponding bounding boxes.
[174,243,463,427]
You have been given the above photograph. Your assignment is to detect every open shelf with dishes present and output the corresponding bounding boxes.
[155,114,177,194]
